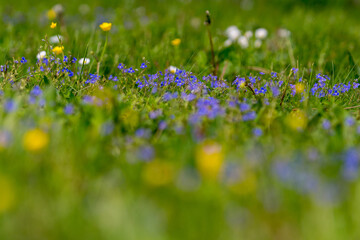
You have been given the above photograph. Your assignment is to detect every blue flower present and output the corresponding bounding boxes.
[253,128,263,137]
[239,103,250,112]
[159,121,167,130]
[140,63,147,69]
[137,145,154,162]
[322,119,331,130]
[243,111,256,121]
[135,128,151,139]
[342,148,359,181]
[149,109,162,119]
[30,85,42,97]
[345,116,355,126]
[64,104,74,115]
[4,99,17,113]
[118,63,125,70]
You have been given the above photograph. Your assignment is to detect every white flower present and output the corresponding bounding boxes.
[255,28,268,40]
[79,58,90,65]
[36,51,47,60]
[49,35,63,44]
[238,36,249,49]
[278,28,291,38]
[224,39,233,47]
[244,30,253,39]
[254,39,262,48]
[169,66,178,74]
[225,25,241,41]
[53,4,64,15]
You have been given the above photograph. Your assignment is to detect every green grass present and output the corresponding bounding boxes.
[1,0,360,239]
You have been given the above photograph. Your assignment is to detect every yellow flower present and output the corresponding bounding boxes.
[47,9,57,20]
[50,22,57,29]
[99,22,112,32]
[171,38,181,46]
[286,109,307,131]
[0,175,15,214]
[23,128,49,152]
[52,46,64,55]
[239,81,246,88]
[295,83,305,94]
[142,161,175,187]
[196,140,224,180]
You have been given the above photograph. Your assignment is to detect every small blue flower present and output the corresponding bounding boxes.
[322,119,331,130]
[137,145,154,162]
[118,63,125,70]
[4,99,17,113]
[20,57,27,64]
[253,128,263,137]
[140,63,147,69]
[345,116,355,126]
[64,104,74,115]
[159,121,167,130]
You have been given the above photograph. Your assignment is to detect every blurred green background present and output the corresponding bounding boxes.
[1,0,360,240]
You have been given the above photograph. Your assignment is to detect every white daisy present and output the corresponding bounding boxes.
[244,30,253,39]
[36,51,47,60]
[224,39,233,47]
[79,58,90,65]
[238,36,249,49]
[225,25,241,41]
[169,66,178,74]
[254,39,262,48]
[49,35,64,44]
[255,28,268,40]
[278,28,291,38]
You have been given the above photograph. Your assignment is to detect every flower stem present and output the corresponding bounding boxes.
[97,33,108,75]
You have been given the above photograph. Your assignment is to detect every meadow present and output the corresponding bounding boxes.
[1,0,360,239]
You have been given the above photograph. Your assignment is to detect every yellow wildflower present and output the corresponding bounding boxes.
[295,83,305,94]
[52,46,64,55]
[47,9,57,20]
[23,128,49,152]
[196,140,224,180]
[142,161,175,187]
[99,22,112,32]
[50,22,57,29]
[240,81,246,88]
[171,38,181,46]
[286,109,307,131]
[0,175,15,214]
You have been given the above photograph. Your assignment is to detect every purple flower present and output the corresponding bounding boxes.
[239,103,250,112]
[30,85,42,97]
[100,122,114,136]
[137,145,154,162]
[243,111,256,121]
[342,148,359,181]
[253,128,263,137]
[271,86,280,97]
[4,99,17,113]
[135,128,151,139]
[158,121,167,130]
[140,63,147,69]
[149,109,162,119]
[322,119,331,130]
[64,104,74,115]
[345,116,355,126]
[181,92,196,102]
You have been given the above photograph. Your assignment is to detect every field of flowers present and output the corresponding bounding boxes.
[1,0,360,239]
